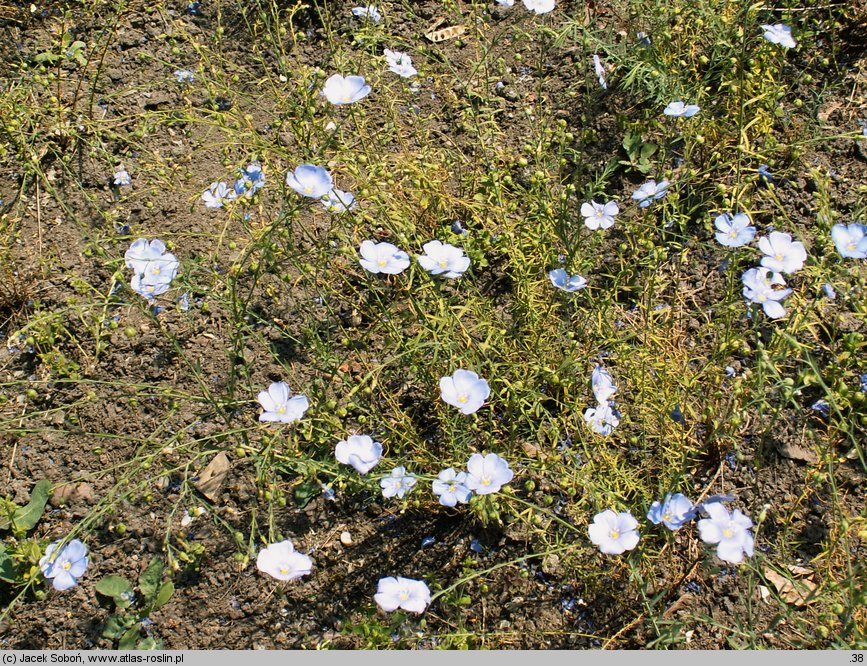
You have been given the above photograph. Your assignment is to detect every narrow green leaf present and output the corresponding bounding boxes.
[137,637,158,650]
[118,626,140,650]
[101,615,126,640]
[0,544,17,583]
[138,557,163,601]
[34,51,60,64]
[294,480,318,508]
[95,575,133,604]
[12,480,52,532]
[153,581,174,609]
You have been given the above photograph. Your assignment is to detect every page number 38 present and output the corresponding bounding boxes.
[852,655,864,663]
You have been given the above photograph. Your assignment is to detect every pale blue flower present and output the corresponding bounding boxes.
[647,493,695,531]
[257,381,309,424]
[133,254,179,284]
[113,169,131,186]
[256,540,312,581]
[758,231,807,274]
[130,275,170,299]
[321,189,357,213]
[592,54,607,89]
[588,510,639,555]
[359,241,410,275]
[591,366,617,403]
[581,200,618,230]
[130,260,178,300]
[432,468,472,507]
[322,74,371,105]
[664,101,700,118]
[548,268,587,292]
[335,435,382,474]
[351,5,381,22]
[139,254,179,283]
[761,23,796,48]
[465,453,513,495]
[440,369,490,415]
[233,162,265,198]
[174,69,194,84]
[286,165,333,199]
[384,49,417,78]
[714,212,756,248]
[811,399,830,417]
[126,238,179,300]
[583,402,620,436]
[374,577,431,614]
[380,466,417,499]
[523,0,555,13]
[418,240,470,278]
[125,238,167,273]
[831,223,867,259]
[495,0,514,5]
[631,179,669,208]
[697,502,755,564]
[201,181,234,208]
[742,267,791,319]
[39,539,88,591]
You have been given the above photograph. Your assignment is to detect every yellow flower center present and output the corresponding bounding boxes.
[481,478,491,486]
[63,561,72,570]
[303,186,313,194]
[378,259,387,267]
[722,528,734,539]
[439,260,449,268]
[774,253,783,261]
[662,513,672,522]
[279,566,289,575]
[277,406,286,414]
[457,394,468,403]
[729,231,738,238]
[342,96,352,103]
[399,592,409,601]
[448,484,456,492]
[847,242,856,251]
[609,529,620,539]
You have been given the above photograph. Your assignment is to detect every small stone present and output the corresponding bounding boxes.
[340,531,353,546]
[542,554,561,575]
[50,482,95,507]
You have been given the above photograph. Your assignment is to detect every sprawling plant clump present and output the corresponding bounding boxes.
[0,0,865,650]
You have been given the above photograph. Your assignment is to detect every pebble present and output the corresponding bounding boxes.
[340,531,353,546]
